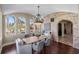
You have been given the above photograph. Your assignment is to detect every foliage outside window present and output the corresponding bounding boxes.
[7,16,15,33]
[18,16,26,33]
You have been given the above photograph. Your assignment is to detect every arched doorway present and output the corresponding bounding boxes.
[58,20,73,46]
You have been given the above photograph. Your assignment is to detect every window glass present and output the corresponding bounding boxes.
[18,16,26,33]
[7,16,15,33]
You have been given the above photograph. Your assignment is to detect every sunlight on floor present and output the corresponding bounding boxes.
[59,34,73,46]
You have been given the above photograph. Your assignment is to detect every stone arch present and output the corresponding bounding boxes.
[57,20,73,45]
[54,14,77,47]
[56,16,74,25]
[58,20,73,35]
[44,12,78,47]
[48,12,77,47]
[58,20,73,24]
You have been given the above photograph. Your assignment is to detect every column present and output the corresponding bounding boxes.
[61,22,64,37]
[25,19,30,34]
[15,16,18,33]
[0,9,2,53]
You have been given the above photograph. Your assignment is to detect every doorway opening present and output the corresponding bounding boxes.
[58,20,73,46]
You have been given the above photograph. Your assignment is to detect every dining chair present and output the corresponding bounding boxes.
[44,35,51,46]
[16,38,23,54]
[44,38,51,46]
[19,44,32,54]
[32,40,44,54]
[16,38,32,54]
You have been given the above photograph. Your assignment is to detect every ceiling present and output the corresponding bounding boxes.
[0,4,78,16]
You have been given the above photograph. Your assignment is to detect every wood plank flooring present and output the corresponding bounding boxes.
[1,40,79,54]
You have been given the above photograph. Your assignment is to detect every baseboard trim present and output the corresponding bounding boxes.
[2,42,15,47]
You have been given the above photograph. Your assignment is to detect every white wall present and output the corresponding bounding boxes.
[0,9,2,53]
[2,13,35,46]
[44,12,78,48]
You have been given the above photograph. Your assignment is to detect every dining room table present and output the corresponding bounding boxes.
[22,35,48,44]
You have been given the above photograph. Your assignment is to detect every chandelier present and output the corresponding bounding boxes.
[35,5,43,23]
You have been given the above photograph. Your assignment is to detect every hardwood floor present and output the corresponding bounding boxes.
[59,34,73,46]
[1,44,16,54]
[42,40,78,54]
[1,40,79,54]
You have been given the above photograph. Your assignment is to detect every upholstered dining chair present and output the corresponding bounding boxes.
[16,38,23,54]
[32,40,44,54]
[16,38,32,54]
[44,38,51,46]
[44,35,51,46]
[19,44,32,54]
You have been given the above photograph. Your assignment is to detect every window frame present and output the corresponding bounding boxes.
[17,16,26,33]
[6,15,16,33]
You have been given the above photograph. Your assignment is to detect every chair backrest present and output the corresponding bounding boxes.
[16,38,23,54]
[33,40,44,53]
[16,38,23,46]
[19,44,32,54]
[38,40,44,52]
[44,38,51,46]
[16,38,32,54]
[24,34,30,38]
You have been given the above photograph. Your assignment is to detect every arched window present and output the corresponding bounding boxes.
[7,16,15,33]
[30,19,35,33]
[18,16,26,33]
[30,19,34,25]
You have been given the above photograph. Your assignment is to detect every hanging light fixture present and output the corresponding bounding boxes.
[35,5,43,23]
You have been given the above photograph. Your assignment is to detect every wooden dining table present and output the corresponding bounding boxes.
[22,35,47,44]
